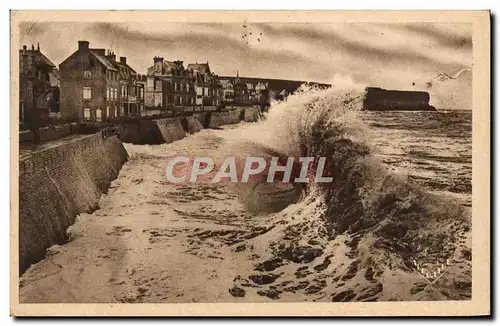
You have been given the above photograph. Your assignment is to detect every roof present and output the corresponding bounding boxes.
[220,79,234,88]
[20,49,55,67]
[90,50,118,71]
[187,63,211,75]
[164,61,182,70]
[147,60,184,76]
[115,61,137,77]
[48,71,59,87]
[123,63,137,74]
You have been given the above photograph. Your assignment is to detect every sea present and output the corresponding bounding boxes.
[20,85,472,302]
[360,110,472,207]
[221,86,473,301]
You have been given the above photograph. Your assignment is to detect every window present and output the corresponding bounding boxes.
[83,70,91,78]
[96,109,102,122]
[107,87,110,99]
[83,87,91,100]
[186,84,190,92]
[106,106,110,118]
[174,83,178,91]
[83,108,91,121]
[140,88,144,99]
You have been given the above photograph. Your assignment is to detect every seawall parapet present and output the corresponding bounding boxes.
[19,129,128,273]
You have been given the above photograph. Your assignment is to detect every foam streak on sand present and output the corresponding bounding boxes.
[19,83,471,303]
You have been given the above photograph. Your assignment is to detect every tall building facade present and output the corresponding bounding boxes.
[59,40,143,122]
[187,62,222,108]
[59,41,119,122]
[19,43,60,125]
[219,75,270,107]
[145,57,196,112]
[105,52,144,117]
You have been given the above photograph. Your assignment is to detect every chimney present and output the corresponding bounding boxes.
[153,56,164,63]
[78,40,90,51]
[31,44,34,51]
[120,57,126,64]
[37,42,40,51]
[106,53,116,63]
[22,45,27,52]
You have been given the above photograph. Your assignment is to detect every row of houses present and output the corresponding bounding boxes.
[142,56,270,114]
[19,40,271,124]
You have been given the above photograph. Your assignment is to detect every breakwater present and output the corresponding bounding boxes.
[18,129,128,273]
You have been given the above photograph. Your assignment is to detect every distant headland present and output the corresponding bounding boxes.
[362,87,437,111]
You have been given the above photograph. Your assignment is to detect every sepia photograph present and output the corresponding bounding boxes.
[10,10,490,316]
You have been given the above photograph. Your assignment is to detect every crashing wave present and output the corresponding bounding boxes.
[221,78,471,301]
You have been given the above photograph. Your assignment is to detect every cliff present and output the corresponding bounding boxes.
[362,87,436,111]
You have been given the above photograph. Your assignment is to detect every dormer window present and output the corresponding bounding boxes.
[83,70,91,78]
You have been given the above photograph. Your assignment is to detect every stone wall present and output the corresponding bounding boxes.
[19,123,83,143]
[242,107,260,122]
[155,118,186,143]
[118,120,161,145]
[193,112,211,128]
[118,108,260,144]
[18,130,128,273]
[208,109,242,128]
[183,116,203,133]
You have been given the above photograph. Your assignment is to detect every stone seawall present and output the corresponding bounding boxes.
[193,113,211,128]
[182,116,203,133]
[155,118,186,143]
[207,107,260,127]
[209,109,242,128]
[118,107,261,144]
[19,123,84,143]
[242,107,260,122]
[18,131,128,273]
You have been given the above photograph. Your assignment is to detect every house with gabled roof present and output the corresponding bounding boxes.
[59,41,121,122]
[19,43,60,125]
[187,62,222,107]
[145,57,196,112]
[104,51,144,117]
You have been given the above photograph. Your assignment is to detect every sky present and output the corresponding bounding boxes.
[19,22,473,109]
